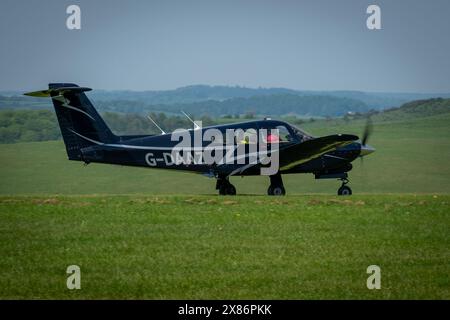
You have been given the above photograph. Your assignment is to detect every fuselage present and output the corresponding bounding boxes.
[79,119,368,177]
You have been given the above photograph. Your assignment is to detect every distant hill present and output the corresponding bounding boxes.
[1,97,449,144]
[94,93,370,117]
[2,85,450,117]
[0,92,370,117]
[371,98,450,121]
[305,91,450,109]
[88,86,450,110]
[90,85,300,104]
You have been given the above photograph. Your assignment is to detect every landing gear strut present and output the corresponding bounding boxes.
[268,173,286,196]
[337,178,352,196]
[216,176,236,195]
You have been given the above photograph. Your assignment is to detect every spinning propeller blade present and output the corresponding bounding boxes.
[359,117,375,162]
[361,117,373,146]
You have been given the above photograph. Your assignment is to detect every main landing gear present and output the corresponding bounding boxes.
[216,176,236,195]
[337,177,352,196]
[216,174,287,196]
[268,173,286,196]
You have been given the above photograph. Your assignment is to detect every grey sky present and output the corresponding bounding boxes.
[1,0,449,92]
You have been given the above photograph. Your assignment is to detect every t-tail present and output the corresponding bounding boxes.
[24,83,117,161]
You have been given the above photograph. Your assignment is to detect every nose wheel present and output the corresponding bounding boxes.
[337,178,352,196]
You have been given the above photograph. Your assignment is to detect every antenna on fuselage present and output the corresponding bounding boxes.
[181,110,201,130]
[146,114,166,135]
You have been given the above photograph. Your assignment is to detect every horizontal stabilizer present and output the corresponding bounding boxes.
[24,86,92,98]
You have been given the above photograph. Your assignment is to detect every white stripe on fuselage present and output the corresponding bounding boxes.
[70,129,236,151]
[323,154,347,160]
[69,129,273,166]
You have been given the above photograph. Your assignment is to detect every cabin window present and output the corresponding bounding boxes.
[291,125,313,142]
[222,128,258,145]
[275,125,293,142]
[260,125,293,143]
[239,128,258,144]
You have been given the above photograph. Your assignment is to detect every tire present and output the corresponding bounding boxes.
[219,185,227,195]
[219,183,236,195]
[338,185,352,196]
[268,185,285,196]
[226,184,236,195]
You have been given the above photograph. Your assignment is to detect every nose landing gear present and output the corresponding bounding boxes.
[337,178,352,196]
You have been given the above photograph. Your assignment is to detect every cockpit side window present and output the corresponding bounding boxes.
[260,124,295,143]
[291,125,313,142]
[275,125,293,142]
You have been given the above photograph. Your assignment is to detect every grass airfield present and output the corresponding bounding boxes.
[0,114,449,299]
[0,194,448,299]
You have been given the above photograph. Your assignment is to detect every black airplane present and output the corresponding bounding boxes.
[25,83,375,196]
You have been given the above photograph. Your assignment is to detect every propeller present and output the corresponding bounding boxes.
[361,117,373,146]
[360,117,374,164]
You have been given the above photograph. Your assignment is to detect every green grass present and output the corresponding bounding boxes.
[0,194,448,299]
[0,113,449,195]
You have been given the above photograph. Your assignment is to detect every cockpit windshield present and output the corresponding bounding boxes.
[290,125,314,142]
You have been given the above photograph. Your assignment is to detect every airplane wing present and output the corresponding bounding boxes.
[279,134,358,170]
[217,134,358,176]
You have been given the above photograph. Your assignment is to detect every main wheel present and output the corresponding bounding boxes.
[226,184,236,195]
[219,184,227,195]
[267,185,285,196]
[219,183,236,195]
[337,185,352,196]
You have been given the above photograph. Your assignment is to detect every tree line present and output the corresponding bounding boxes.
[0,110,218,144]
[0,109,311,144]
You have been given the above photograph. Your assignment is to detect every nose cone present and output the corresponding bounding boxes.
[360,144,375,156]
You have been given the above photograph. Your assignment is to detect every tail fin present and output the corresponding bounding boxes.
[24,83,117,161]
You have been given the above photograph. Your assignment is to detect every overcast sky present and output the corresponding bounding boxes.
[1,0,449,92]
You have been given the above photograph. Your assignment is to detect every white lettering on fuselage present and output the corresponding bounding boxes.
[144,124,280,175]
